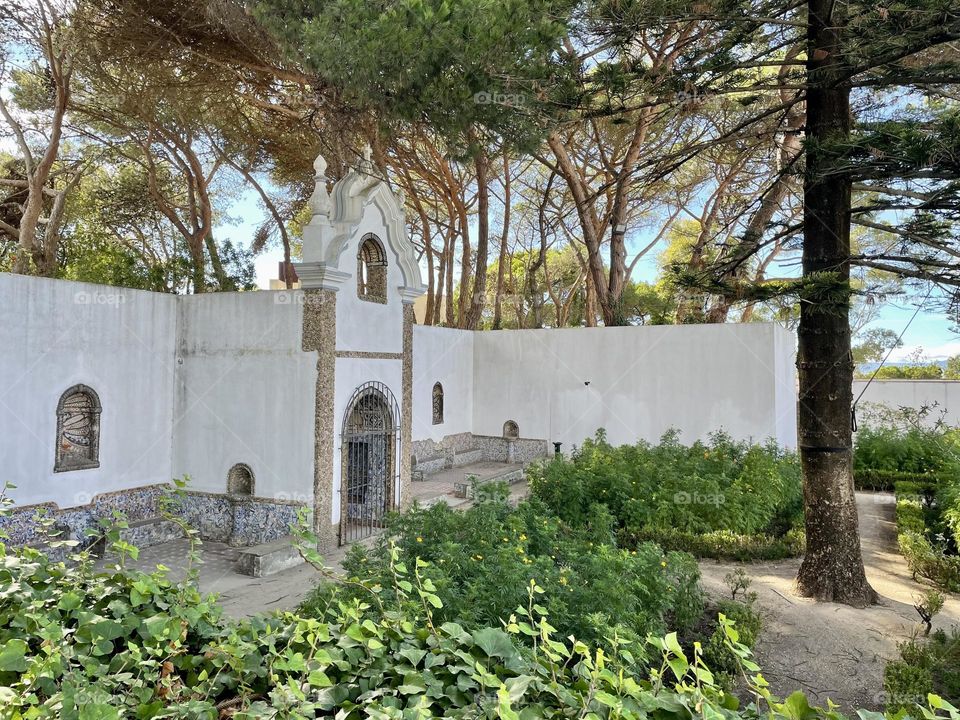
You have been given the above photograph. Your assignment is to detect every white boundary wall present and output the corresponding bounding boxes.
[1,271,798,513]
[0,274,177,508]
[853,379,960,427]
[172,291,316,501]
[411,322,798,450]
[412,326,474,442]
[473,323,797,449]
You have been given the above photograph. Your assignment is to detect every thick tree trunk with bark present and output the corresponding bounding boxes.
[795,0,877,607]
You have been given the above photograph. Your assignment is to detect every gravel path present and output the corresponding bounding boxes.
[698,492,960,712]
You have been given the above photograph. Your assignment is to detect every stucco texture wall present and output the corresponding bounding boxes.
[410,322,797,450]
[853,379,960,427]
[333,203,407,355]
[0,274,177,508]
[172,291,317,501]
[411,325,474,442]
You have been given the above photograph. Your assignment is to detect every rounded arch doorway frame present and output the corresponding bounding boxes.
[339,381,402,545]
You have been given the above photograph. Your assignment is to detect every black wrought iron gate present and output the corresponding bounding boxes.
[340,381,401,545]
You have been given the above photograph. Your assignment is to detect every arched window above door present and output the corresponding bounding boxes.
[357,234,388,303]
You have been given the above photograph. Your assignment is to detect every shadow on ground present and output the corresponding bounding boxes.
[698,491,960,713]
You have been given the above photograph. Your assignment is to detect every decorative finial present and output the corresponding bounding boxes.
[308,151,331,218]
[313,152,327,178]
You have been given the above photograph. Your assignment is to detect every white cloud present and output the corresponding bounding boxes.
[889,340,960,362]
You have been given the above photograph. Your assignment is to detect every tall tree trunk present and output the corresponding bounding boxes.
[464,151,490,329]
[187,235,207,293]
[584,265,598,327]
[444,232,456,326]
[492,155,511,330]
[433,237,447,326]
[606,110,651,326]
[424,244,436,325]
[795,0,876,607]
[205,232,231,290]
[547,132,609,325]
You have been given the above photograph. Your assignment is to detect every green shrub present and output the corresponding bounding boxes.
[885,628,960,714]
[701,599,763,688]
[937,475,960,549]
[528,430,804,559]
[622,526,805,561]
[854,426,960,477]
[1,490,959,719]
[0,538,720,718]
[855,468,947,492]
[0,500,907,720]
[893,481,960,592]
[301,493,704,666]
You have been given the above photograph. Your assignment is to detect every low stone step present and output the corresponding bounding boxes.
[236,536,304,578]
[418,494,470,510]
[454,467,525,499]
[497,468,525,485]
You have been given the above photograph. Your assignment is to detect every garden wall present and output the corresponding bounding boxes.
[469,323,797,450]
[0,274,177,509]
[411,325,474,442]
[172,291,316,501]
[1,271,798,542]
[853,379,960,427]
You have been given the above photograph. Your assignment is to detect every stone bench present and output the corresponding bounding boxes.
[451,448,485,467]
[118,517,184,549]
[412,455,448,475]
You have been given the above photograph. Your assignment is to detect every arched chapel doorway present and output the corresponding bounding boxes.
[340,382,400,544]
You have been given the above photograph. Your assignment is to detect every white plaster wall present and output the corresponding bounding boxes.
[333,202,406,354]
[471,323,798,450]
[773,324,799,447]
[411,326,474,442]
[331,357,404,524]
[0,274,177,508]
[172,291,316,501]
[852,379,960,428]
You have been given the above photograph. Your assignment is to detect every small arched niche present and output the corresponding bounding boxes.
[227,463,255,496]
[432,382,444,425]
[503,420,519,440]
[357,233,388,303]
[54,384,102,472]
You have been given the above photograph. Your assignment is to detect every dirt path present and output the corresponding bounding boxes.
[698,492,960,712]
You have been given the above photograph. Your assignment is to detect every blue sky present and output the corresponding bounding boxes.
[227,190,959,361]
